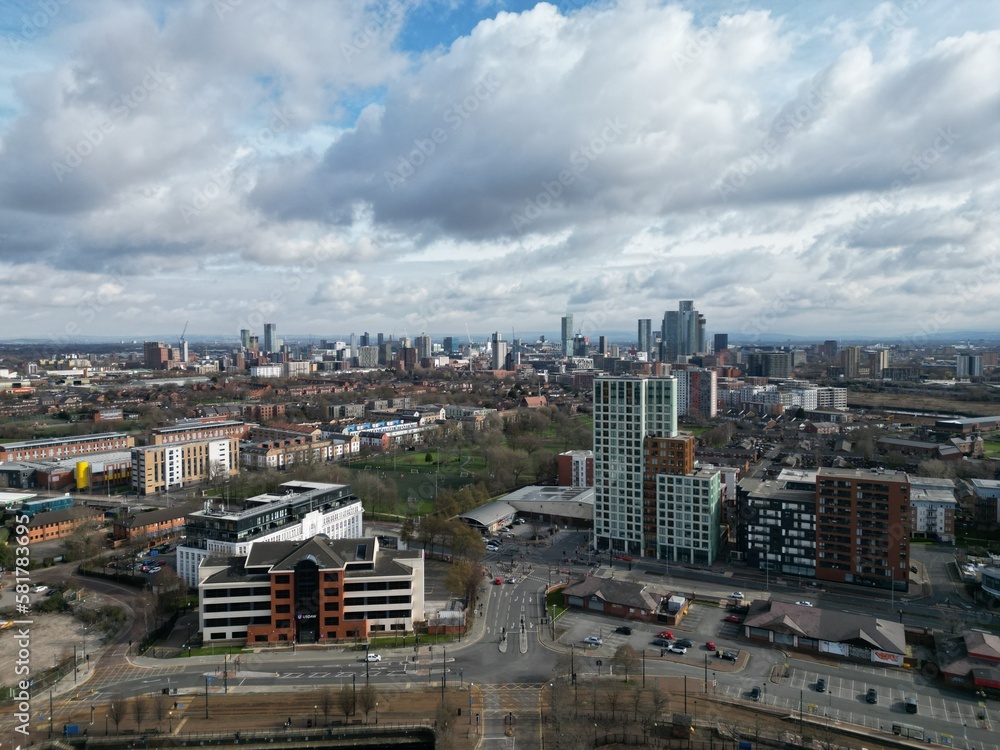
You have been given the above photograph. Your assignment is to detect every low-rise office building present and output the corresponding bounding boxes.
[177,480,364,587]
[198,535,424,644]
[113,507,188,544]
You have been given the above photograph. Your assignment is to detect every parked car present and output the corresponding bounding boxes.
[674,638,693,648]
[749,687,761,701]
[148,566,161,573]
[730,591,744,600]
[667,644,687,654]
[866,688,877,704]
[493,577,503,585]
[816,678,826,693]
[705,641,717,651]
[366,653,381,662]
[717,650,738,661]
[724,614,742,623]
[652,638,672,647]
[656,630,674,640]
[506,577,516,584]
[795,601,814,607]
[614,626,632,635]
[583,636,603,645]
[910,565,918,573]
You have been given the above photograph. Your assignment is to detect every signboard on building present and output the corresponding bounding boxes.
[871,650,904,666]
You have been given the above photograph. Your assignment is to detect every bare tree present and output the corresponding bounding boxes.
[108,695,128,734]
[603,686,621,722]
[613,644,638,683]
[337,684,355,722]
[131,693,148,733]
[358,683,379,724]
[152,692,169,729]
[629,686,645,721]
[318,687,334,725]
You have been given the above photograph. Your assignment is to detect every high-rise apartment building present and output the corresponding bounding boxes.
[442,336,454,354]
[638,319,652,356]
[240,329,251,350]
[593,375,678,558]
[815,468,910,591]
[746,351,793,379]
[415,334,432,360]
[838,346,861,378]
[713,333,728,353]
[491,332,508,370]
[143,341,173,370]
[956,354,983,378]
[561,315,574,357]
[263,323,277,354]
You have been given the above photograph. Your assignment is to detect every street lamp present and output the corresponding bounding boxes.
[168,711,173,733]
[313,704,317,728]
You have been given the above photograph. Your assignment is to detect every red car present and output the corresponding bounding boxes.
[706,641,717,651]
[494,577,503,585]
[614,554,634,562]
[656,630,674,640]
[724,614,742,623]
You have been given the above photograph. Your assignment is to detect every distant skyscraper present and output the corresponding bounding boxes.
[561,315,574,357]
[638,319,652,355]
[573,334,588,357]
[442,336,454,354]
[360,332,370,347]
[377,333,384,346]
[660,301,707,362]
[415,334,432,359]
[263,323,277,354]
[240,328,251,350]
[598,335,609,356]
[491,332,508,370]
[713,333,728,353]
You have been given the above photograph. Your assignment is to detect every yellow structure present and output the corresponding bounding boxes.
[75,461,90,490]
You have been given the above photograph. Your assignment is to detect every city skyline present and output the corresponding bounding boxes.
[1,1,998,339]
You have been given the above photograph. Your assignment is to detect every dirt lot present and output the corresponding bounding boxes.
[0,583,116,691]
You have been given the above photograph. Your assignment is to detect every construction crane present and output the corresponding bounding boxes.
[179,320,189,362]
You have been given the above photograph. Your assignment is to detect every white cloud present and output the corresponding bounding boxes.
[0,0,999,339]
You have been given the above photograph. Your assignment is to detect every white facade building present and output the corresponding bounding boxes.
[176,481,364,587]
[593,375,677,557]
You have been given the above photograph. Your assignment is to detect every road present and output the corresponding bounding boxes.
[13,526,1000,750]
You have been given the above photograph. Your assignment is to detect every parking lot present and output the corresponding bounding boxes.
[753,667,997,737]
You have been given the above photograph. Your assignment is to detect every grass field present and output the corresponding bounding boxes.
[983,440,1000,458]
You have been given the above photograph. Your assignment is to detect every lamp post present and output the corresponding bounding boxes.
[205,675,210,718]
[313,705,317,728]
[49,689,53,737]
[375,701,379,725]
[352,673,357,714]
[168,711,173,734]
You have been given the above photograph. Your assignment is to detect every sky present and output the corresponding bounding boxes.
[1,0,998,345]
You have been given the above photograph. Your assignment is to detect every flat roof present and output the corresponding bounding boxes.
[817,467,909,481]
[0,432,128,450]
